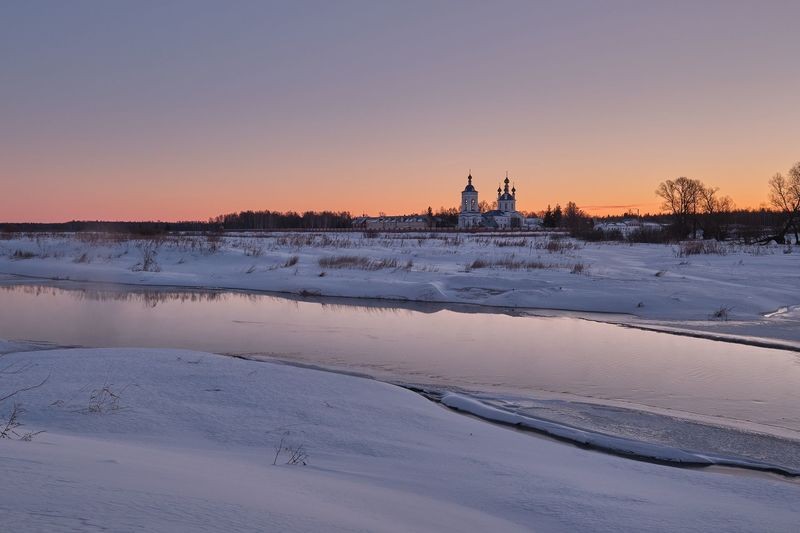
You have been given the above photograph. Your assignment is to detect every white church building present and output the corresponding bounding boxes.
[458,172,527,229]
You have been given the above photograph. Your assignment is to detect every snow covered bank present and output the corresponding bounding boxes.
[1,232,798,342]
[1,345,799,531]
[441,393,800,476]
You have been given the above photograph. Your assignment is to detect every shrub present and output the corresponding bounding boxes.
[0,403,44,441]
[11,249,35,260]
[318,255,399,270]
[543,239,578,253]
[319,255,369,269]
[678,240,728,257]
[710,305,732,321]
[571,228,605,242]
[87,386,122,413]
[204,231,223,253]
[494,238,528,247]
[469,257,549,270]
[243,243,264,257]
[627,228,670,244]
[132,241,161,272]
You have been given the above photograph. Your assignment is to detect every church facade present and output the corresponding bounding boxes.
[457,173,526,229]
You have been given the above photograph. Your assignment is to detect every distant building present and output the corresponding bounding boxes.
[458,172,526,229]
[457,174,483,229]
[593,218,664,235]
[524,217,544,229]
[352,215,429,231]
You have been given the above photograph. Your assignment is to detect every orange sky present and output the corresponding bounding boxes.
[2,2,798,222]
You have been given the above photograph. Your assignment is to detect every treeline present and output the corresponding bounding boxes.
[1,211,353,233]
[652,162,800,243]
[209,210,352,230]
[524,198,793,244]
[4,161,797,240]
[586,209,791,243]
[0,210,353,233]
[0,220,208,234]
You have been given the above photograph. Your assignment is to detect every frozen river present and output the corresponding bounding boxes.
[1,278,798,472]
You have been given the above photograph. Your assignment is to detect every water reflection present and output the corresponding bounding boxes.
[0,282,442,315]
[1,279,799,441]
[1,283,234,308]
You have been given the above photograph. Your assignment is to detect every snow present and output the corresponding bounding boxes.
[1,232,798,343]
[0,339,25,354]
[1,345,799,532]
[0,338,54,354]
[441,393,799,475]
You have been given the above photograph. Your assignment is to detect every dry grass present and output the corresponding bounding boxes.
[534,238,579,253]
[475,237,529,247]
[469,257,550,270]
[318,255,400,270]
[678,240,728,257]
[11,249,36,260]
[243,243,264,257]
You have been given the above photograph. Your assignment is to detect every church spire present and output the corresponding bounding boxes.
[462,170,476,193]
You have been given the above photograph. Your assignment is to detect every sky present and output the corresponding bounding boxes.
[2,0,799,222]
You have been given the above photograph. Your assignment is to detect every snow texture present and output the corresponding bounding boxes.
[1,346,798,532]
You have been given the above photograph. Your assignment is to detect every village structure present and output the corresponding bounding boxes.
[458,172,531,229]
[353,172,541,230]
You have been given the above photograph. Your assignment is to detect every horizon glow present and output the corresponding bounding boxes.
[2,1,799,222]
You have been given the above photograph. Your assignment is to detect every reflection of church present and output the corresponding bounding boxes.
[458,172,526,229]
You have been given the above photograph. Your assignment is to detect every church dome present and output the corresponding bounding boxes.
[463,173,477,192]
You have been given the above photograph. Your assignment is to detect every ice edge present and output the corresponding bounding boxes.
[441,392,800,478]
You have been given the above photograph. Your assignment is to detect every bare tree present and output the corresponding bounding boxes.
[698,185,735,240]
[656,177,704,238]
[478,200,493,213]
[767,163,800,244]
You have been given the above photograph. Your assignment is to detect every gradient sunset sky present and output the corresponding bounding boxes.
[2,1,799,222]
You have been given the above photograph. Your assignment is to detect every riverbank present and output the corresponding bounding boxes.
[1,344,798,531]
[1,232,799,343]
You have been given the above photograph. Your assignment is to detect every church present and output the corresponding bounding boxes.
[458,172,527,229]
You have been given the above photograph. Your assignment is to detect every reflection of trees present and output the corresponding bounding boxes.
[0,281,519,318]
[0,283,239,308]
[0,283,418,314]
[319,302,411,316]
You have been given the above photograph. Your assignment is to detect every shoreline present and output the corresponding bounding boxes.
[2,346,798,531]
[6,329,799,479]
[5,342,800,482]
[3,271,799,353]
